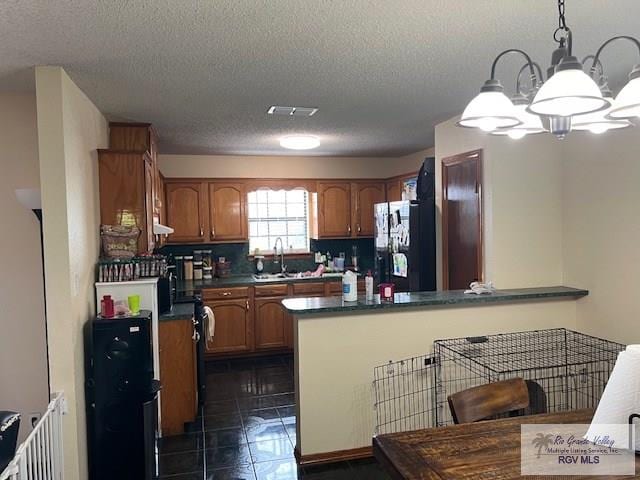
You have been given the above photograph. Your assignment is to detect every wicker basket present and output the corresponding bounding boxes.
[100,225,140,259]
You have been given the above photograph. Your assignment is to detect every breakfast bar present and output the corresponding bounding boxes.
[282,286,589,463]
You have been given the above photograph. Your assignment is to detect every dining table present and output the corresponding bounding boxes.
[373,409,640,479]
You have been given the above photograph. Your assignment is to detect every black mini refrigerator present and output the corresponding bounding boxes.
[85,311,160,480]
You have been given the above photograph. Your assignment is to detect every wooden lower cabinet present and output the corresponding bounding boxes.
[159,319,197,436]
[204,281,372,358]
[254,297,289,350]
[204,298,253,354]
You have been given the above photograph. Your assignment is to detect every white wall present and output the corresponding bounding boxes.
[296,298,580,456]
[562,127,640,344]
[434,117,564,289]
[36,66,108,480]
[158,147,434,179]
[0,94,49,440]
[434,113,640,346]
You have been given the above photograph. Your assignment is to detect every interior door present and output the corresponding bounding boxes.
[442,150,483,290]
[205,299,252,354]
[209,182,247,241]
[165,182,207,243]
[318,182,351,237]
[352,182,385,237]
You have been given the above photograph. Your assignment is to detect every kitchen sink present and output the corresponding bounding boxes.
[252,273,293,281]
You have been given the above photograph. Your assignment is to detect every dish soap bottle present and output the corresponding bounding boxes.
[365,270,374,301]
[342,270,358,302]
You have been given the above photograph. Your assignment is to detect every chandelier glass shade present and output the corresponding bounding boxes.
[457,1,640,139]
[572,96,633,133]
[457,88,521,131]
[607,73,640,119]
[491,101,546,138]
[528,66,609,117]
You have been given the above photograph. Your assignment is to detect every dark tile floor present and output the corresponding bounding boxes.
[158,354,390,479]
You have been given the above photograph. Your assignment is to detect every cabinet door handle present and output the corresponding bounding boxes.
[348,224,351,234]
[222,292,231,296]
[246,300,250,311]
[211,226,215,238]
[200,227,204,237]
[357,224,361,233]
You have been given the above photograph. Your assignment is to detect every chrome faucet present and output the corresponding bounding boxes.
[273,237,287,274]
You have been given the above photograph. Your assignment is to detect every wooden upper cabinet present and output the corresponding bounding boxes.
[143,159,156,252]
[98,150,155,254]
[254,297,289,350]
[165,182,208,243]
[109,122,157,155]
[352,182,385,237]
[157,173,167,247]
[385,180,402,202]
[317,181,352,238]
[209,182,247,241]
[204,298,253,354]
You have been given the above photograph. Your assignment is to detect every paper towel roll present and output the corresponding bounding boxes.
[586,346,640,450]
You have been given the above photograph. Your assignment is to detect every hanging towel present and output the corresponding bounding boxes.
[204,305,215,342]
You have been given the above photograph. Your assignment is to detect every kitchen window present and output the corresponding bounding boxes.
[248,189,310,254]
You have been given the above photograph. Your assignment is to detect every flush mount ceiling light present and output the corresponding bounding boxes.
[458,0,640,139]
[279,135,320,150]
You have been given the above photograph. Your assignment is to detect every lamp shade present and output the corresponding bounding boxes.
[492,103,545,139]
[457,90,521,132]
[529,67,610,117]
[607,76,640,120]
[573,96,632,133]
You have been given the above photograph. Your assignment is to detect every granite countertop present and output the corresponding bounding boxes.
[159,302,195,322]
[281,286,589,315]
[176,274,351,293]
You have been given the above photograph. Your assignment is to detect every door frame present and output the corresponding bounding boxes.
[441,149,484,290]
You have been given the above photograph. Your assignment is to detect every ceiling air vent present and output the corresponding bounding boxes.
[267,106,318,117]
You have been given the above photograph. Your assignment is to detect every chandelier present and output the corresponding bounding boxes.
[457,0,640,139]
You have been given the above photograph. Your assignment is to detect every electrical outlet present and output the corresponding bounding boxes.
[29,413,41,428]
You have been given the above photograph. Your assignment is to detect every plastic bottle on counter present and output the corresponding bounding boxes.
[342,270,358,302]
[365,270,374,301]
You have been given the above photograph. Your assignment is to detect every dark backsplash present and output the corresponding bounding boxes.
[158,238,374,275]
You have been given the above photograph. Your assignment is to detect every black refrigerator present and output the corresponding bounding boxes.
[374,157,436,292]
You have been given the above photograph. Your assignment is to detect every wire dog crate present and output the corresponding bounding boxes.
[373,328,624,435]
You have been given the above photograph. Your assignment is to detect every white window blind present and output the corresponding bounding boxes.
[248,189,310,253]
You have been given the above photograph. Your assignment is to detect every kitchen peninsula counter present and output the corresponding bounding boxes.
[282,286,588,315]
[288,284,589,465]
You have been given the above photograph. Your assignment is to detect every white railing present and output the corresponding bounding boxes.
[0,392,66,480]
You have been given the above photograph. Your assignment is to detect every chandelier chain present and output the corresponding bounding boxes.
[558,0,567,31]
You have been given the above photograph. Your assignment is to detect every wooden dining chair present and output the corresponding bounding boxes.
[448,377,530,424]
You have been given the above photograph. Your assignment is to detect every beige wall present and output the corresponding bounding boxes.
[296,298,580,456]
[158,147,434,179]
[0,94,49,439]
[36,66,108,480]
[561,127,640,344]
[434,117,564,290]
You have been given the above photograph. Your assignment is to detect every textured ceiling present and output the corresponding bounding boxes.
[1,1,639,156]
